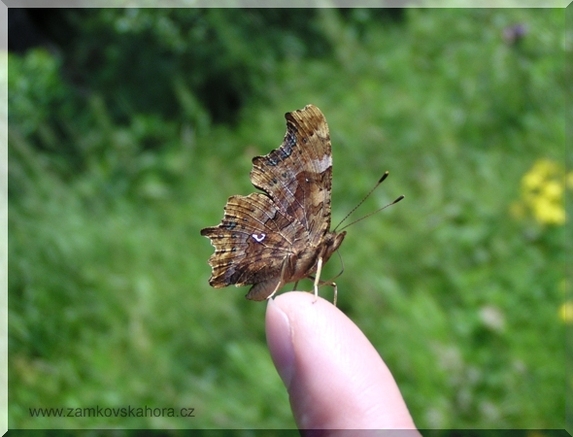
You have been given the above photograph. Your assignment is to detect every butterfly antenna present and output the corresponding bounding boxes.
[333,172,389,231]
[334,248,345,279]
[334,172,403,232]
[337,194,404,232]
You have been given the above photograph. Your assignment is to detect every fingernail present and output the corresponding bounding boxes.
[266,298,295,388]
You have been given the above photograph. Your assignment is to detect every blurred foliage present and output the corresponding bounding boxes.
[8,7,567,430]
[20,9,335,121]
[9,8,402,197]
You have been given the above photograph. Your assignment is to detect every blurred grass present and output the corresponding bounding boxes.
[8,8,567,429]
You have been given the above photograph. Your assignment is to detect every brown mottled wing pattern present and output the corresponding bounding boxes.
[201,104,334,300]
[200,192,304,291]
[250,105,332,245]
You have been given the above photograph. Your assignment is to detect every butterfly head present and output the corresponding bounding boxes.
[321,230,347,265]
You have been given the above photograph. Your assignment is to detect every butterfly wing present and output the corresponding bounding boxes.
[250,104,333,246]
[200,192,304,296]
[201,104,337,301]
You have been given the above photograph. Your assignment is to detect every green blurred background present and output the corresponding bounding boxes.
[8,8,569,430]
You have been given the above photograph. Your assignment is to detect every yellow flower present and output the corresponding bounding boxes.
[559,301,573,324]
[532,197,566,225]
[530,202,564,225]
[522,169,543,191]
[542,180,563,200]
[518,159,567,226]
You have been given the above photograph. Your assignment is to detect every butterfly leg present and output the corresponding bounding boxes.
[321,280,338,306]
[313,256,324,303]
[332,282,338,307]
[264,256,290,301]
[266,283,282,300]
[308,274,338,306]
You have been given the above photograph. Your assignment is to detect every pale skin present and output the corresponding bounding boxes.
[266,292,420,433]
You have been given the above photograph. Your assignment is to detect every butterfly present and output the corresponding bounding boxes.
[201,104,346,302]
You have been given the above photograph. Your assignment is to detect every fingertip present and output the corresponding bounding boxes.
[266,296,295,388]
[266,291,417,430]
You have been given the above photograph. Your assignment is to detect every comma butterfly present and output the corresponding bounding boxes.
[201,104,400,303]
